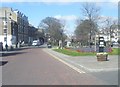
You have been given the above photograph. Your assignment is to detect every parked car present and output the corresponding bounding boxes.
[32,40,40,46]
[112,42,119,47]
[47,43,52,48]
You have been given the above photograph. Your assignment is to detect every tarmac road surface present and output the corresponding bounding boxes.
[1,47,117,85]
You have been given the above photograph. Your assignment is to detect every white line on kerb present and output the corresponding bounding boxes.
[44,50,86,74]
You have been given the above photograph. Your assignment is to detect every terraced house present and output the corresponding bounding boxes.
[0,7,37,49]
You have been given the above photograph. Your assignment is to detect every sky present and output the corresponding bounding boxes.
[0,0,119,35]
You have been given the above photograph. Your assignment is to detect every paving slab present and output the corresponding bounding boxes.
[43,48,118,72]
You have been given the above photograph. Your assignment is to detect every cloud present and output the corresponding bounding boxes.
[100,15,118,21]
[54,15,78,21]
[54,15,78,34]
[98,15,118,28]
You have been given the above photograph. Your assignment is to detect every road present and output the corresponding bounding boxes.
[1,46,118,85]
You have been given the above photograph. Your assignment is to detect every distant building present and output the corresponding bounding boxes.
[100,28,119,43]
[14,9,29,45]
[28,24,38,45]
[96,27,119,47]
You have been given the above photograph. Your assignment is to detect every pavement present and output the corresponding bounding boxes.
[43,48,118,73]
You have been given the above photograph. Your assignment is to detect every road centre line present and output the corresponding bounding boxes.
[44,50,86,74]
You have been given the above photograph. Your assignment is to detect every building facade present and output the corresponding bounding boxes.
[14,10,29,46]
[0,7,18,48]
[28,24,38,45]
[0,7,32,49]
[97,27,119,47]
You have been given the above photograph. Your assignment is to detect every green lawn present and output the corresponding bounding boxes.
[108,48,120,55]
[53,48,120,56]
[53,49,96,56]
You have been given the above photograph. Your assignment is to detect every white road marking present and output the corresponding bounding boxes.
[43,49,119,73]
[44,50,86,74]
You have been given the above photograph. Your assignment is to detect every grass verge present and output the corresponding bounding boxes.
[108,48,120,55]
[53,48,120,56]
[53,49,96,56]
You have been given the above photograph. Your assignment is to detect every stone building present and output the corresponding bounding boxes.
[0,7,39,49]
[0,7,18,48]
[28,24,38,45]
[14,9,29,45]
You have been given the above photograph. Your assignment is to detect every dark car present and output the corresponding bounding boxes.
[47,43,52,48]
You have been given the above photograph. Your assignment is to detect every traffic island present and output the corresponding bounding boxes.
[96,52,109,61]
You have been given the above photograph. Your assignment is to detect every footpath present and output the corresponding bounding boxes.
[43,48,118,73]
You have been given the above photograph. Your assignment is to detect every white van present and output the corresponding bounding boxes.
[32,40,40,46]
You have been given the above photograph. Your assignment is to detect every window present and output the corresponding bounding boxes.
[4,37,7,42]
[3,21,7,26]
[12,28,15,35]
[4,29,7,33]
[4,25,7,28]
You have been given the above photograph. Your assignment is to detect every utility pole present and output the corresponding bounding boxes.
[109,26,112,48]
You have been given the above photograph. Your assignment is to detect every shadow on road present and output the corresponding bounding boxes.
[0,61,8,66]
[30,46,47,49]
[13,47,30,51]
[1,52,27,57]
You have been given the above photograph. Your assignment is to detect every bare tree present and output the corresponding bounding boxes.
[75,2,100,47]
[81,2,100,22]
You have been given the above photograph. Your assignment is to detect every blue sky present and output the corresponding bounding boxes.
[1,2,118,34]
